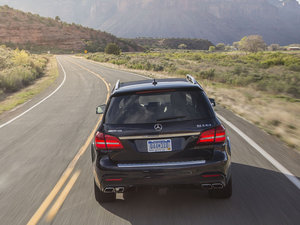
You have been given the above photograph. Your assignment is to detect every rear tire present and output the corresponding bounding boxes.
[94,181,116,203]
[91,144,95,162]
[209,177,232,198]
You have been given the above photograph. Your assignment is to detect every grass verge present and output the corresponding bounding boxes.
[0,56,58,114]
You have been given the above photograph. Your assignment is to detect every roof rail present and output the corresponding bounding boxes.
[186,74,197,84]
[115,80,120,90]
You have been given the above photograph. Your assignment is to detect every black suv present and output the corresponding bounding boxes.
[91,75,232,202]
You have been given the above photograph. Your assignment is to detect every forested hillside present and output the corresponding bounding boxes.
[0,5,142,53]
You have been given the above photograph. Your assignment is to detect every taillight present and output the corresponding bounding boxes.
[104,134,124,149]
[95,131,124,150]
[197,129,215,143]
[201,174,222,178]
[95,132,106,149]
[215,125,226,143]
[197,125,226,144]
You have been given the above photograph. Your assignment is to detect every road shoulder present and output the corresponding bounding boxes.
[0,55,60,124]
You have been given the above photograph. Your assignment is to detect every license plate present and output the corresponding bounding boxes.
[147,139,172,152]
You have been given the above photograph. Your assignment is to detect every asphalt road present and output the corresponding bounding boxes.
[0,55,299,225]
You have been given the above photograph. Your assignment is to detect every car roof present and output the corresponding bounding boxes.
[112,78,203,96]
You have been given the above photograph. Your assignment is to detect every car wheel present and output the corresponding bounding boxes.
[94,181,116,203]
[209,177,232,199]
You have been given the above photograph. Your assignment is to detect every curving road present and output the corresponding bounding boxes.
[0,55,299,225]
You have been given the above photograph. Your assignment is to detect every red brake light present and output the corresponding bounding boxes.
[105,178,123,182]
[197,129,215,143]
[95,132,106,149]
[197,125,226,144]
[95,132,123,150]
[202,174,222,178]
[215,125,226,143]
[136,89,176,94]
[105,134,124,149]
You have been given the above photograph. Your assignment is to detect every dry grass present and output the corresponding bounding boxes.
[0,55,58,114]
[204,85,300,150]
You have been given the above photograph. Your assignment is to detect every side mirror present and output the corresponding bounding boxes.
[209,98,216,107]
[96,104,106,114]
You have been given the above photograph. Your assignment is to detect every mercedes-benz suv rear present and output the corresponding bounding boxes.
[91,75,232,202]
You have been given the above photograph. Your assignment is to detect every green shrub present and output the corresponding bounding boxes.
[0,68,23,92]
[0,46,47,94]
[288,65,300,72]
[232,65,243,75]
[209,46,216,52]
[176,69,190,75]
[199,69,215,80]
[105,43,121,55]
[285,86,300,98]
[260,53,284,67]
[109,59,127,65]
[12,49,31,66]
[153,64,164,71]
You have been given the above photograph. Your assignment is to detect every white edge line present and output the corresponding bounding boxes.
[0,57,66,129]
[216,112,300,190]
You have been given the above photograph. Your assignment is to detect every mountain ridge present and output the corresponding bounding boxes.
[0,0,300,45]
[0,5,142,53]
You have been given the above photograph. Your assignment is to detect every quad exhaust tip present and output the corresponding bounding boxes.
[201,183,224,190]
[201,184,212,190]
[115,187,125,193]
[212,183,224,189]
[104,187,115,193]
[104,187,125,193]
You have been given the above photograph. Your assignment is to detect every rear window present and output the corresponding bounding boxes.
[105,89,212,124]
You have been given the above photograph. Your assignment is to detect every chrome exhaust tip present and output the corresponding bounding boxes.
[201,184,212,190]
[115,187,125,193]
[104,187,115,193]
[212,183,223,189]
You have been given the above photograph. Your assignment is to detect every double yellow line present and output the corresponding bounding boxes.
[27,57,110,225]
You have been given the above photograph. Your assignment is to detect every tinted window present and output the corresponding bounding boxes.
[105,90,212,124]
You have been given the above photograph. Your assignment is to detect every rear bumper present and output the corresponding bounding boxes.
[94,150,231,191]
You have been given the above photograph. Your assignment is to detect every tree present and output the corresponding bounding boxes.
[178,43,187,49]
[238,35,267,52]
[55,16,61,21]
[105,43,121,55]
[225,45,233,51]
[209,46,216,52]
[268,44,280,51]
[233,42,239,50]
[216,43,225,51]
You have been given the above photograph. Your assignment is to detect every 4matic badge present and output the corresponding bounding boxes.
[197,124,212,128]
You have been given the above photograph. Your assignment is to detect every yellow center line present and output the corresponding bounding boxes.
[66,58,110,102]
[26,168,72,225]
[27,56,110,225]
[45,170,81,222]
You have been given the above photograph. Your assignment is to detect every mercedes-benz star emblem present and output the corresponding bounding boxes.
[154,124,163,131]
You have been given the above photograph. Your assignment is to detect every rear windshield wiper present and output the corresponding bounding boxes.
[156,116,186,121]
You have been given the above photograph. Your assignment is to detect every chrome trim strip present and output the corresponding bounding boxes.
[117,160,206,168]
[119,132,200,140]
[115,80,120,90]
